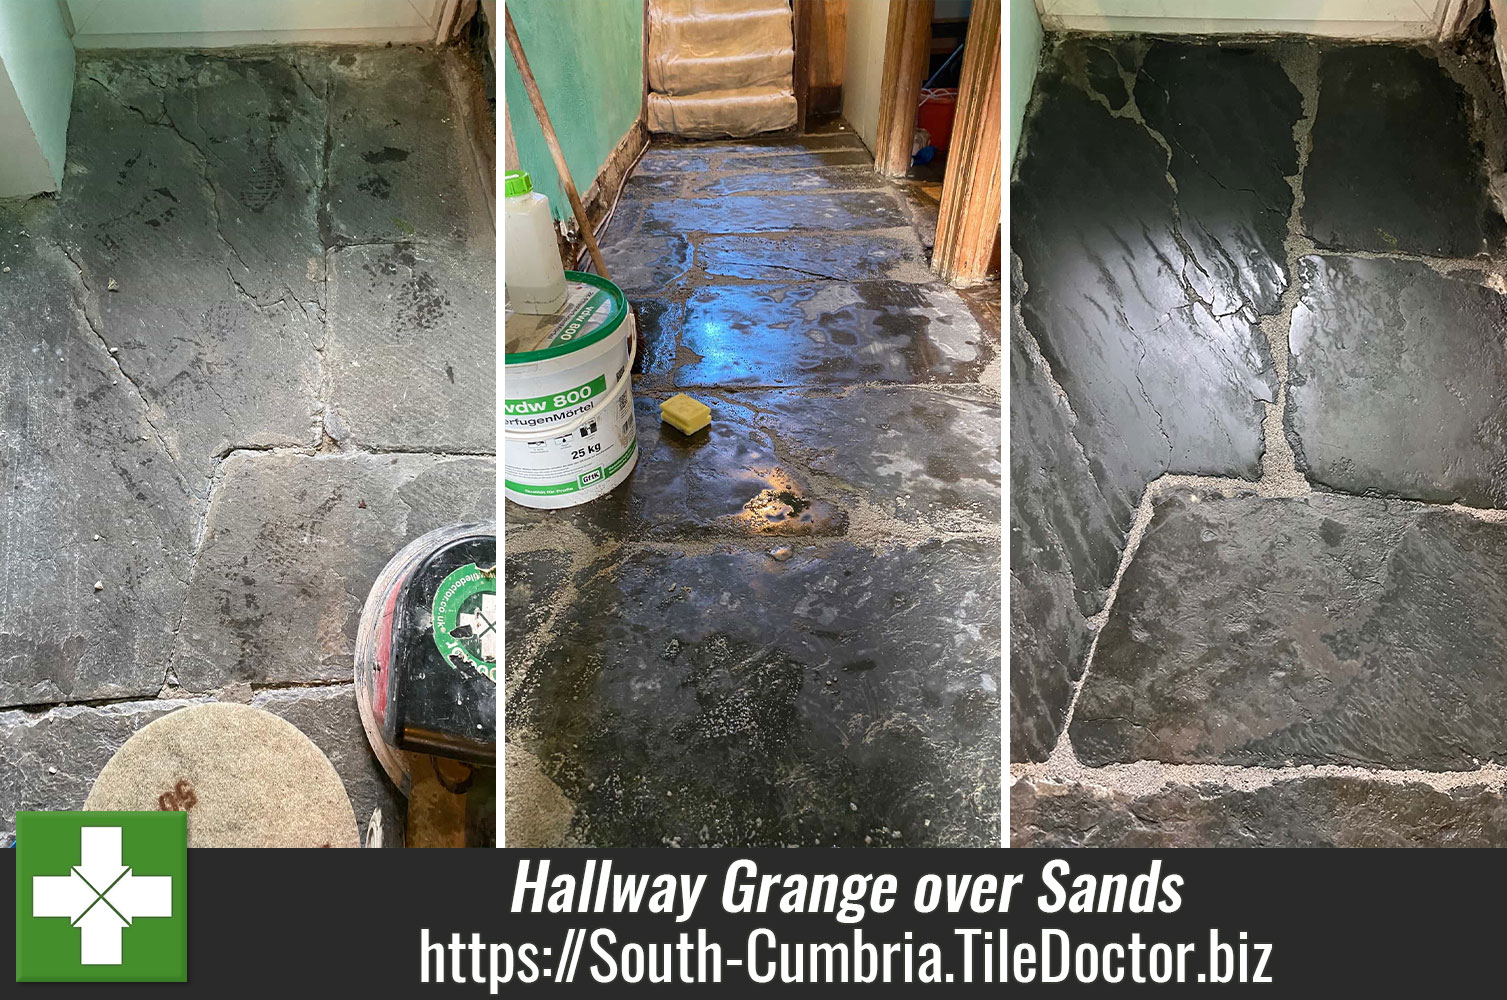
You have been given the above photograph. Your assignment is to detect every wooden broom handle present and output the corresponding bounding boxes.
[503,6,610,280]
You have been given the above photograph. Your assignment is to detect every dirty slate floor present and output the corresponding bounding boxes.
[505,117,1002,848]
[1012,35,1507,846]
[0,46,495,844]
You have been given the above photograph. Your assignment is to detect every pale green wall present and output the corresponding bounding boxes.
[503,0,644,219]
[1009,0,1041,166]
[0,0,74,189]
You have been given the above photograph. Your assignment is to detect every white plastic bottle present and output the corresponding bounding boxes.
[504,170,568,315]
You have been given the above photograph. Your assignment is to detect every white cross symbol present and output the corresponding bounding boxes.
[458,592,497,662]
[32,827,173,965]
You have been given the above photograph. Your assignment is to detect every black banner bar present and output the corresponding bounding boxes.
[6,849,1495,992]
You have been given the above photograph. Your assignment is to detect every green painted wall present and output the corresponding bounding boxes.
[1009,0,1041,166]
[503,0,643,219]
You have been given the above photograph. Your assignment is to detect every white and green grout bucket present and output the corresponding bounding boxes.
[504,271,638,509]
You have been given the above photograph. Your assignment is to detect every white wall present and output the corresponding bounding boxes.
[66,0,448,48]
[1038,1,1448,38]
[843,0,889,152]
[0,74,53,198]
[0,0,74,195]
[0,0,469,195]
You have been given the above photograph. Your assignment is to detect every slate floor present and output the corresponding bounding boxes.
[505,118,1002,848]
[0,46,496,844]
[1011,36,1507,846]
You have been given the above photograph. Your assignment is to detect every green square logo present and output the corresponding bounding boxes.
[14,812,187,982]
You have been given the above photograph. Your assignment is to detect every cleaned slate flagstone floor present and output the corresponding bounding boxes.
[1011,35,1507,846]
[0,46,495,844]
[504,118,1002,848]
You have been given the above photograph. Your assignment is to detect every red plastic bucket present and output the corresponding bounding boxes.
[917,89,958,152]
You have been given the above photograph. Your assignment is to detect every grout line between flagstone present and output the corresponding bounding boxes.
[1256,42,1320,494]
[1011,757,1507,795]
[2,678,365,720]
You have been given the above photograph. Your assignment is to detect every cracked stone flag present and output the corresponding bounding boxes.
[14,812,187,983]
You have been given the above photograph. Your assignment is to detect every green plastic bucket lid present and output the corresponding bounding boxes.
[505,271,627,363]
[504,170,533,198]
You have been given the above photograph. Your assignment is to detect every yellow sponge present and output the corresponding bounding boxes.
[660,393,711,435]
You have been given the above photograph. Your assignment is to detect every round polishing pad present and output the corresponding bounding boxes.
[86,703,359,848]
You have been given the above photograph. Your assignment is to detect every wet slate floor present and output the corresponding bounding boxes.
[0,46,495,844]
[1012,35,1507,846]
[505,119,1002,848]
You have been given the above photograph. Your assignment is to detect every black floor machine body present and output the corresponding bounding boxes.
[355,522,497,840]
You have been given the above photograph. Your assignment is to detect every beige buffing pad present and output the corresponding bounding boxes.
[85,703,359,848]
[503,743,573,848]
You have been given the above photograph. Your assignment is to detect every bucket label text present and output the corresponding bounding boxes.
[505,375,608,416]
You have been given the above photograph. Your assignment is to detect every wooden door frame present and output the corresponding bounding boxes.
[873,0,934,177]
[793,1,847,131]
[793,0,814,133]
[642,0,651,125]
[933,0,1001,286]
